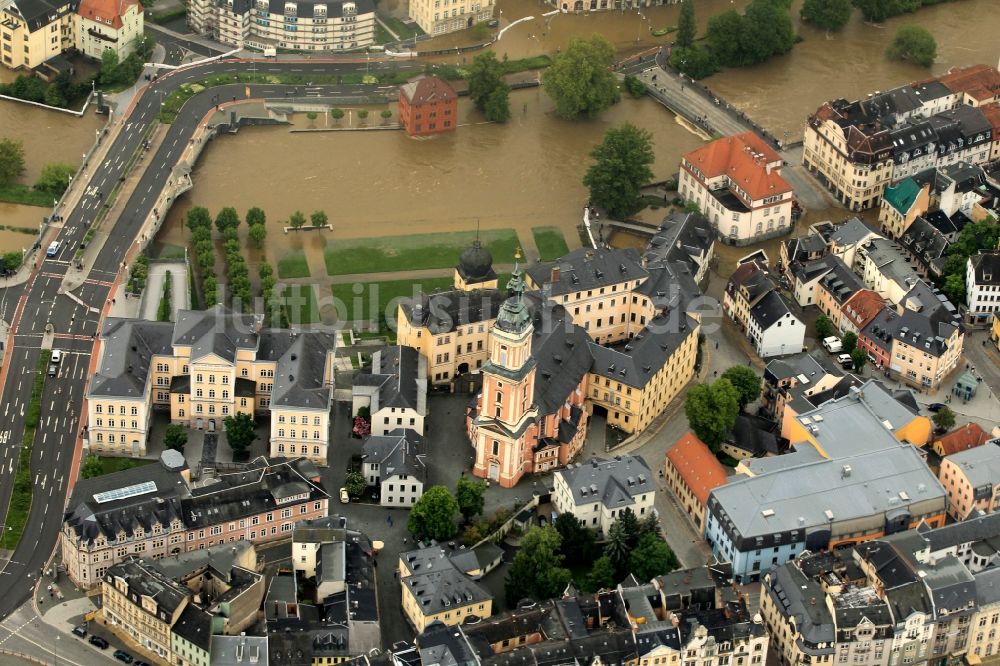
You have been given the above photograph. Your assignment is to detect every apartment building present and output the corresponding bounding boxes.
[101,541,264,666]
[352,345,427,436]
[763,512,1000,666]
[408,0,492,36]
[187,0,375,51]
[663,433,727,532]
[398,547,493,632]
[723,258,805,358]
[61,452,329,587]
[86,306,336,465]
[898,215,952,278]
[967,250,1000,325]
[854,237,922,304]
[398,74,457,136]
[705,380,944,582]
[551,455,655,536]
[939,438,1000,521]
[879,177,930,238]
[804,66,998,212]
[679,131,796,245]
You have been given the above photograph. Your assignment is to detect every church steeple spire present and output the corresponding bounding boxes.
[497,249,530,333]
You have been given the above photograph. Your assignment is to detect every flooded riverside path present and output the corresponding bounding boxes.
[155,90,705,264]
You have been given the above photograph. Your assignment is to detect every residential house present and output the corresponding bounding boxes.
[61,452,329,587]
[967,250,1000,325]
[679,131,796,245]
[878,177,930,238]
[398,74,457,136]
[75,0,142,60]
[643,211,716,284]
[209,635,268,666]
[360,428,426,507]
[551,455,655,536]
[398,546,493,632]
[840,288,886,335]
[779,224,831,271]
[897,214,952,278]
[187,0,375,52]
[815,256,866,322]
[399,541,504,582]
[352,345,427,437]
[855,237,922,304]
[933,422,992,459]
[87,306,336,465]
[663,433,727,532]
[705,380,944,582]
[827,217,879,269]
[761,352,836,420]
[723,258,806,358]
[939,439,1000,520]
[0,0,76,70]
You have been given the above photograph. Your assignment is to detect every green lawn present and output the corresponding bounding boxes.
[277,250,311,279]
[380,15,425,40]
[532,227,570,261]
[324,229,520,276]
[154,243,187,260]
[331,276,455,323]
[374,23,394,44]
[96,457,154,475]
[282,285,320,324]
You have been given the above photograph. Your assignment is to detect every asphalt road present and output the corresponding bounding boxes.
[0,54,401,622]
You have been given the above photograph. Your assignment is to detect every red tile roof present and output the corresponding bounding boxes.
[400,75,457,106]
[978,102,1000,133]
[682,131,792,203]
[78,0,141,29]
[665,433,728,506]
[841,289,885,330]
[937,64,1000,102]
[936,423,991,456]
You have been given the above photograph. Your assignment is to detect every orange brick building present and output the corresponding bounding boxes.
[398,75,457,137]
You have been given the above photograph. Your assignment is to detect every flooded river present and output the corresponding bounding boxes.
[156,90,705,265]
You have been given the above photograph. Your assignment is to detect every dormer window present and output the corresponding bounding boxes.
[284,2,296,15]
[342,1,355,14]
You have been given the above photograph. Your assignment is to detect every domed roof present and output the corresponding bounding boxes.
[458,240,495,281]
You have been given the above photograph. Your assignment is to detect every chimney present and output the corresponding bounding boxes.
[551,266,561,283]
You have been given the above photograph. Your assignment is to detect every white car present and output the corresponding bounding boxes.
[339,487,349,504]
[50,349,62,364]
[837,353,854,368]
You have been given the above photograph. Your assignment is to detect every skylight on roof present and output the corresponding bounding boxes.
[94,481,157,504]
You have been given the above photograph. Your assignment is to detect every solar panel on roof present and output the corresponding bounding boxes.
[93,481,157,504]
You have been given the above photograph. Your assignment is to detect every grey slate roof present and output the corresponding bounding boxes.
[210,635,269,666]
[942,440,1000,489]
[767,563,834,650]
[90,318,174,399]
[898,215,951,275]
[398,288,508,335]
[764,351,828,385]
[5,0,76,32]
[354,345,426,412]
[362,428,425,482]
[643,211,714,277]
[106,557,190,616]
[817,256,864,306]
[588,311,698,389]
[557,456,653,510]
[172,306,260,362]
[970,250,1000,287]
[270,331,337,410]
[525,246,648,297]
[829,217,875,247]
[173,603,214,652]
[749,290,798,332]
[402,561,492,617]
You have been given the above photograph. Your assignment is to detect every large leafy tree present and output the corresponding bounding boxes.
[0,138,26,186]
[505,526,571,605]
[720,366,762,412]
[853,0,921,23]
[604,520,630,576]
[345,471,366,498]
[223,412,256,454]
[669,45,718,80]
[676,0,696,48]
[886,25,936,67]
[932,406,956,433]
[586,555,617,592]
[468,51,510,123]
[583,123,655,220]
[81,455,103,479]
[215,207,241,234]
[455,475,487,523]
[815,314,835,340]
[554,512,596,567]
[245,207,266,227]
[801,0,852,31]
[628,533,679,581]
[407,485,460,540]
[164,423,187,451]
[707,0,795,68]
[543,35,620,119]
[684,378,740,452]
[841,331,858,354]
[34,162,75,196]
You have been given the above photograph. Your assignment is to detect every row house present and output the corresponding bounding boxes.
[803,65,1000,211]
[679,131,796,245]
[60,451,329,587]
[939,436,1000,521]
[723,258,805,358]
[663,433,727,532]
[966,251,1000,326]
[87,306,336,465]
[352,344,428,436]
[855,237,923,305]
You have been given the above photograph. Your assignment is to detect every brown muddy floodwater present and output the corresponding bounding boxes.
[0,99,105,253]
[156,89,705,266]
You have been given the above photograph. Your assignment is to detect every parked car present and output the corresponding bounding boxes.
[88,636,109,649]
[113,649,134,664]
[72,625,87,638]
[837,353,853,369]
[339,487,350,504]
[48,362,58,377]
[50,349,62,364]
[822,336,843,353]
[927,403,947,412]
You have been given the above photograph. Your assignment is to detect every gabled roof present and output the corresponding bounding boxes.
[525,246,647,297]
[682,131,792,202]
[362,428,426,482]
[883,178,922,216]
[353,345,426,413]
[936,423,992,457]
[90,318,173,399]
[77,0,141,29]
[842,289,886,331]
[171,306,260,363]
[829,217,875,247]
[665,433,727,506]
[270,331,337,410]
[970,250,1000,287]
[750,290,798,332]
[400,74,457,105]
[937,64,1000,102]
[557,456,653,509]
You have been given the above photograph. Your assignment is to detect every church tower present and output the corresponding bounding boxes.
[472,258,539,487]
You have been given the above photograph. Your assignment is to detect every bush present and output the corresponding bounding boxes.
[886,25,936,67]
[623,74,646,98]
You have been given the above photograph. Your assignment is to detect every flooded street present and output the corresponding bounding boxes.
[156,90,705,266]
